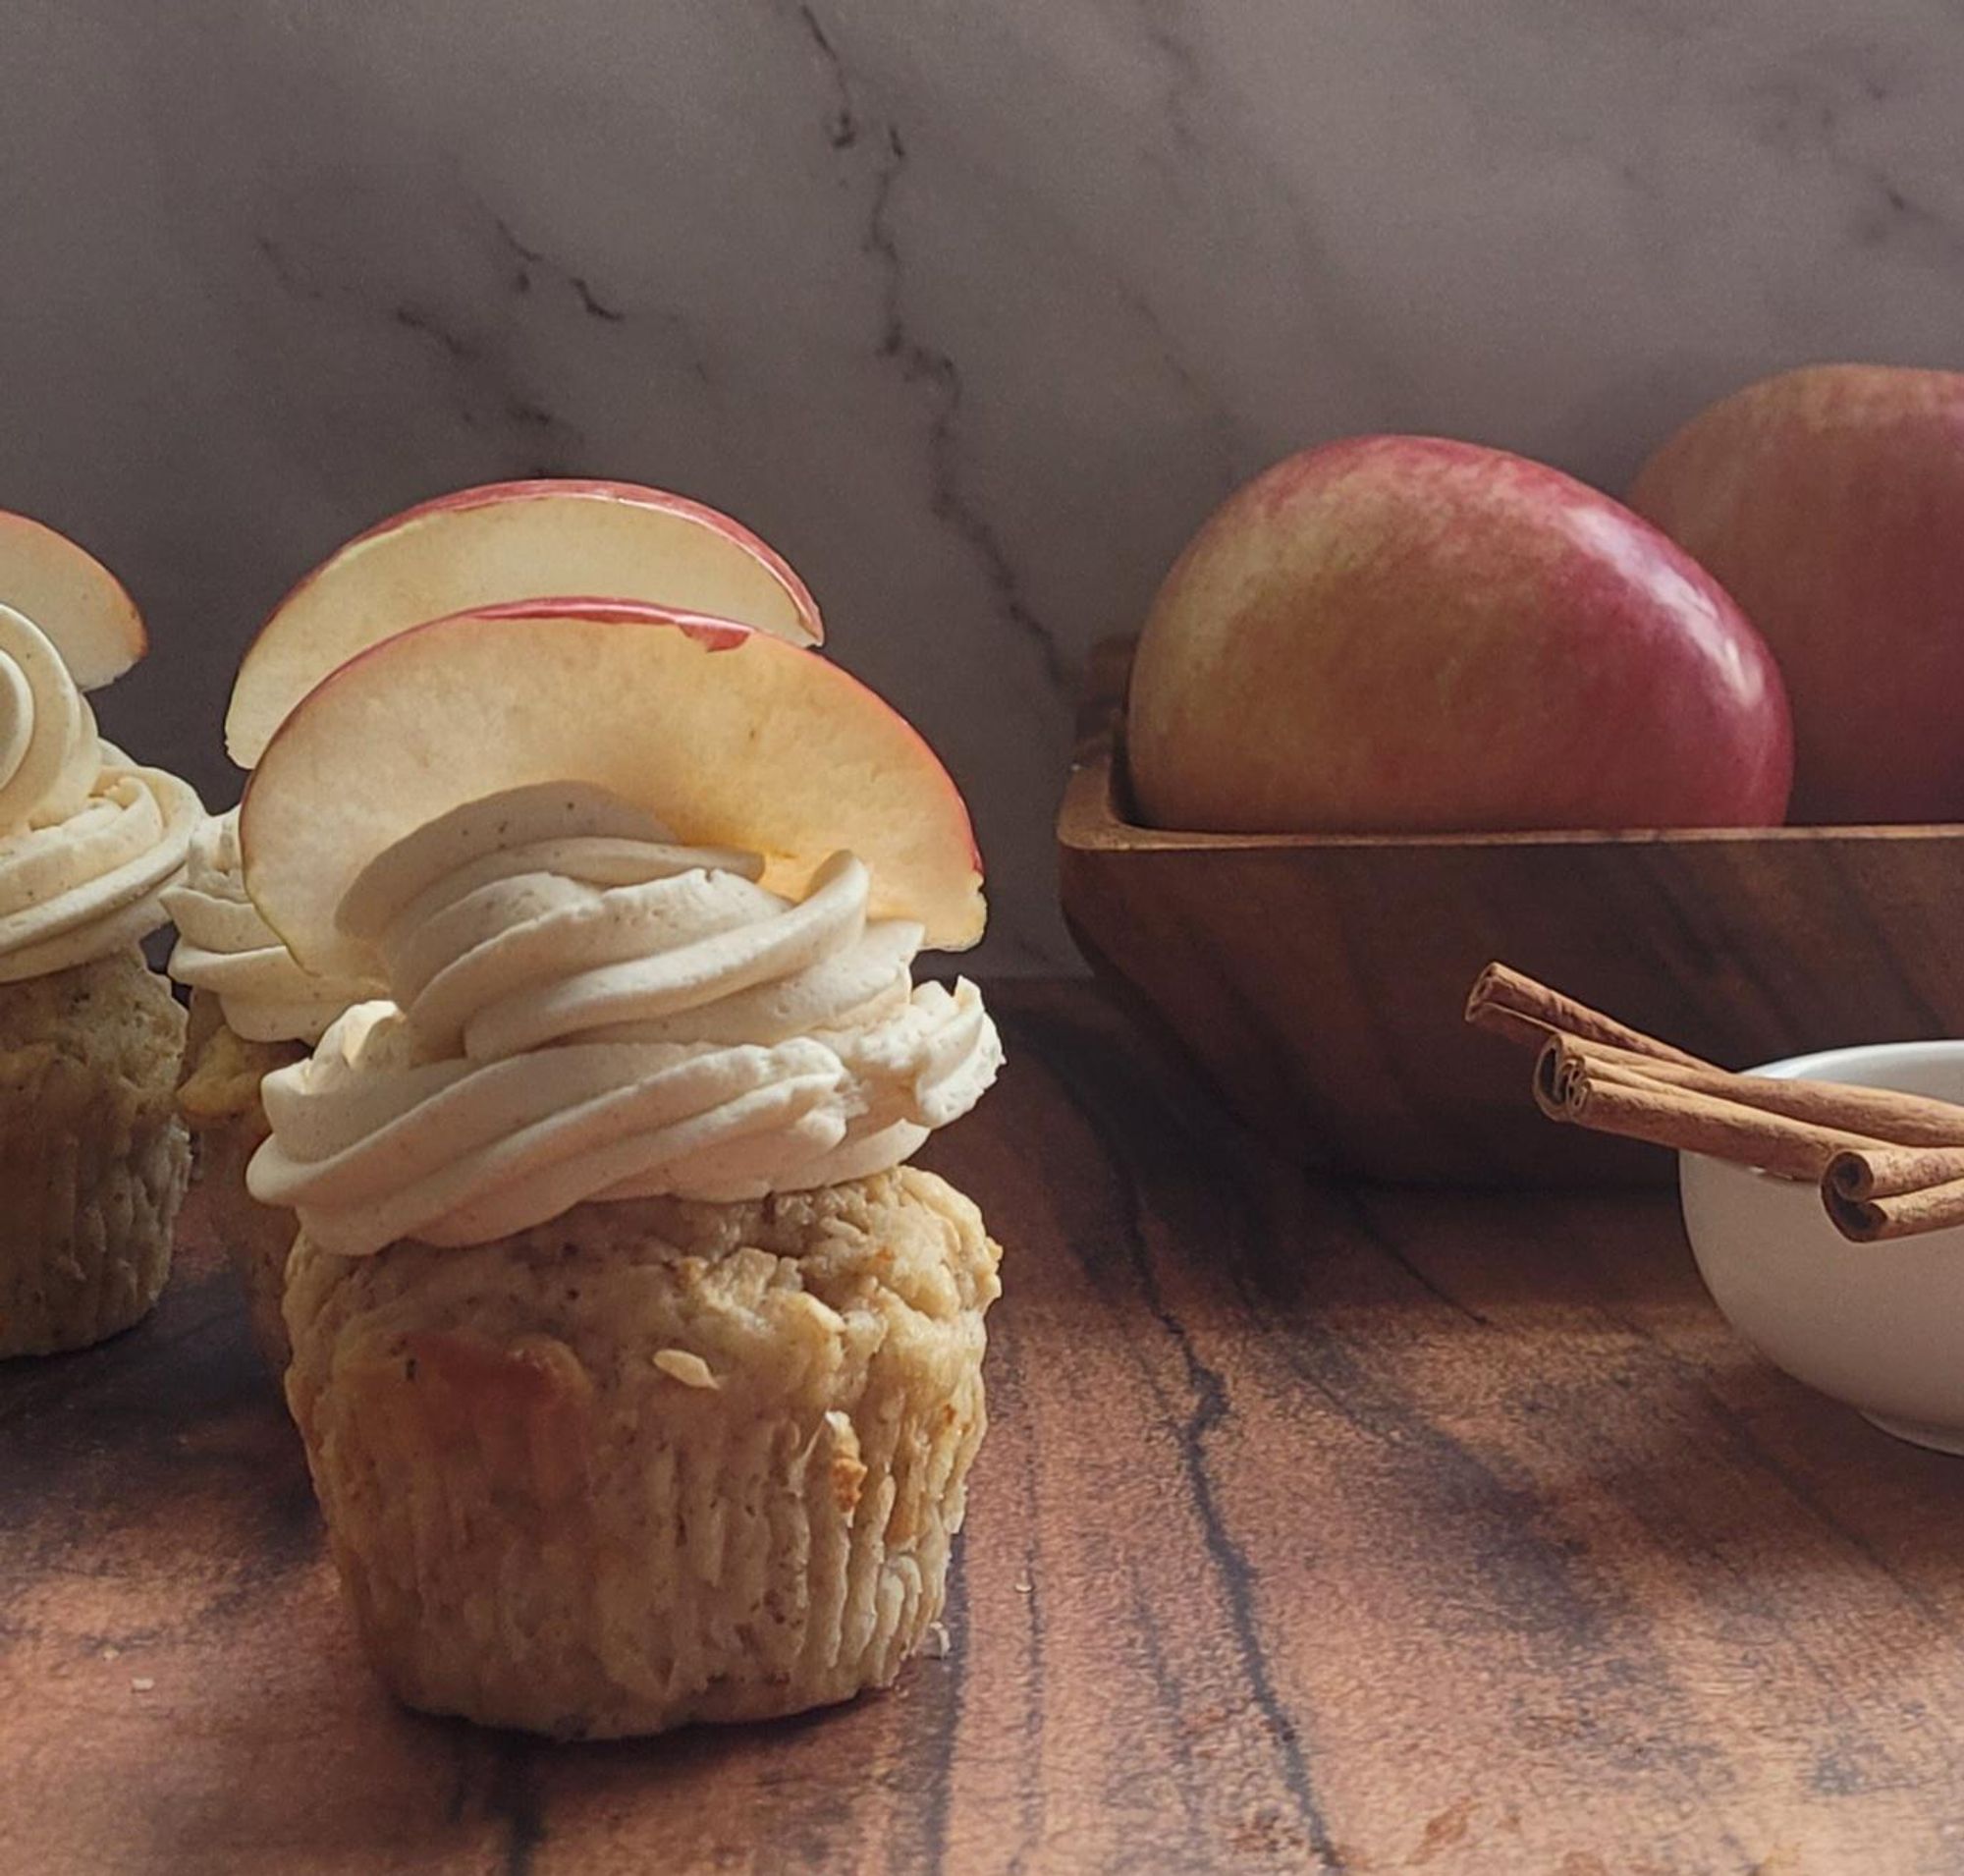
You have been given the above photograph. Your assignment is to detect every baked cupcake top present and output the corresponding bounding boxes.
[0,603,200,985]
[247,785,1001,1255]
[239,598,998,1260]
[164,808,381,1043]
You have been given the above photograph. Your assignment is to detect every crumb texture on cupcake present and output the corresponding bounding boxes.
[284,1167,1000,1738]
[191,1099,299,1375]
[0,948,190,1354]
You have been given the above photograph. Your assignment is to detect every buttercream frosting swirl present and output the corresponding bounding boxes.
[165,809,382,1044]
[0,604,199,983]
[247,785,1002,1256]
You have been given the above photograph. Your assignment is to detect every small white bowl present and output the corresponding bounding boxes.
[1678,1039,1964,1453]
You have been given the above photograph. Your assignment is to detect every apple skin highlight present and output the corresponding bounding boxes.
[1127,435,1793,837]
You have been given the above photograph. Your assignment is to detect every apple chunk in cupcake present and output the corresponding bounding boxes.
[240,600,1001,1738]
[172,478,821,1378]
[0,514,202,1355]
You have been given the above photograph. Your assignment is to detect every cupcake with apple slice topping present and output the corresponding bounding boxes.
[0,514,201,1355]
[170,479,825,1374]
[241,600,1001,1738]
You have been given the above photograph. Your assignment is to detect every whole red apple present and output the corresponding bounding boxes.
[1126,436,1793,833]
[1629,364,1964,823]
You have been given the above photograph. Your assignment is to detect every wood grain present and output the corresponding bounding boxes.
[8,981,1964,1872]
[1060,636,1964,1185]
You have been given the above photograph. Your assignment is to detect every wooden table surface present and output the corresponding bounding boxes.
[7,980,1964,1875]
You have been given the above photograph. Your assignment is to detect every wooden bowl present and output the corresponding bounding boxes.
[1058,639,1964,1186]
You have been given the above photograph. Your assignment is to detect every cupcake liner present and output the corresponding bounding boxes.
[0,952,190,1357]
[284,1168,1001,1738]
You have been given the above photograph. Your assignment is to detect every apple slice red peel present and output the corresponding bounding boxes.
[240,599,984,978]
[226,479,823,768]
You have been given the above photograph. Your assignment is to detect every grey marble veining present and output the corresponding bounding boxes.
[2,0,1961,966]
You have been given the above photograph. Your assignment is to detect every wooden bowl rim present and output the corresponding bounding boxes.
[1061,637,1964,858]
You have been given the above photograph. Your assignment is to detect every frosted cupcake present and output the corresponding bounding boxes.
[164,809,379,1371]
[242,601,1001,1737]
[0,517,201,1355]
[187,477,826,1372]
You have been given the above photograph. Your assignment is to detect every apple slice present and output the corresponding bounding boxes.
[241,599,984,976]
[0,511,145,689]
[226,479,824,767]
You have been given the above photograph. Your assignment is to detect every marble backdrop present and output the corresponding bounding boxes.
[2,1,1961,967]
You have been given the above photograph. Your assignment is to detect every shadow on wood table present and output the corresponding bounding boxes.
[5,982,1964,1874]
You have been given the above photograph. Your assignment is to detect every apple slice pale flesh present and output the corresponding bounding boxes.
[0,511,145,690]
[241,600,984,977]
[226,479,824,767]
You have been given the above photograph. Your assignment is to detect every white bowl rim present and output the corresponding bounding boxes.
[1737,1038,1964,1084]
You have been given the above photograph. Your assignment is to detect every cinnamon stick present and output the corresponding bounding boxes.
[1561,1038,1964,1147]
[1464,962,1711,1069]
[1466,999,1560,1056]
[1472,962,1964,1243]
[1534,1039,1886,1179]
[1824,1144,1964,1201]
[1825,1176,1964,1245]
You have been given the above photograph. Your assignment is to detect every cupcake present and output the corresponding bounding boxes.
[0,517,201,1355]
[241,597,1001,1737]
[164,809,380,1371]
